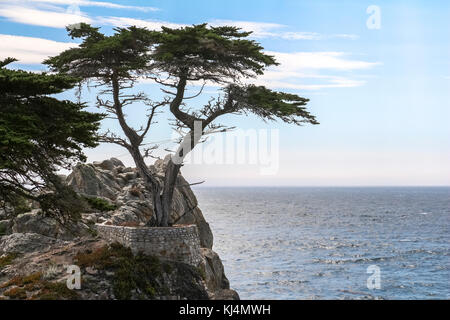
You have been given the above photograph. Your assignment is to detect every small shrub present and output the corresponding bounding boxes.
[75,243,166,300]
[32,282,79,300]
[75,246,113,269]
[84,197,117,212]
[22,272,42,285]
[10,196,31,215]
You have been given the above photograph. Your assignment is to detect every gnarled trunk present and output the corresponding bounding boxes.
[161,158,182,227]
[129,145,164,226]
[110,75,166,226]
[160,127,201,227]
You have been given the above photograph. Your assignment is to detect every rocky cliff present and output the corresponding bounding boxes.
[0,158,238,300]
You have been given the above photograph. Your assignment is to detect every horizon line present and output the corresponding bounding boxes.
[192,185,450,188]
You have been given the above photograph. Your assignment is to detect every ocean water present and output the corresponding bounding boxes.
[193,187,450,300]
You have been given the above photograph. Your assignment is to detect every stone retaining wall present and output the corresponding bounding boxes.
[95,224,203,266]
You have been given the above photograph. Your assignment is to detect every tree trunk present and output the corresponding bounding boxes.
[161,157,182,227]
[160,127,202,226]
[129,145,164,226]
[110,74,165,226]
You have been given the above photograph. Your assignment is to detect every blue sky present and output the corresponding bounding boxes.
[1,0,449,186]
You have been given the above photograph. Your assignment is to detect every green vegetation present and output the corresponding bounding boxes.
[75,243,167,299]
[9,196,31,215]
[0,58,103,223]
[196,266,207,281]
[33,281,80,300]
[83,196,117,212]
[0,223,8,236]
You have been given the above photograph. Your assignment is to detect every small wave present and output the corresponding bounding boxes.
[313,255,395,264]
[338,289,384,300]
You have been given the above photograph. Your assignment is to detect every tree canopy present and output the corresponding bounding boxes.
[0,58,103,221]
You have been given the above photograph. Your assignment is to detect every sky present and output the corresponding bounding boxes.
[1,0,449,186]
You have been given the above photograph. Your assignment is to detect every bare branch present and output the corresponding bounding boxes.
[176,180,205,188]
[98,130,131,149]
[168,75,200,129]
[183,82,205,100]
[139,98,170,141]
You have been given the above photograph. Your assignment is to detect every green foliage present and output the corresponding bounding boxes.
[75,243,171,300]
[38,184,88,223]
[0,58,103,222]
[0,58,78,96]
[33,281,80,300]
[83,196,117,212]
[150,23,277,82]
[112,251,162,299]
[45,23,156,82]
[8,195,31,215]
[196,266,207,281]
[45,23,277,85]
[45,23,316,129]
[226,85,319,125]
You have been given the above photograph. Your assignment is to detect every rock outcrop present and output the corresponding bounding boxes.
[67,157,213,249]
[0,238,210,300]
[0,158,238,300]
[0,233,63,255]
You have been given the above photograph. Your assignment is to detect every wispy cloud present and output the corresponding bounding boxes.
[210,20,286,38]
[98,17,186,30]
[100,18,359,41]
[209,19,359,40]
[251,51,380,90]
[0,34,77,64]
[0,0,158,28]
[0,0,158,12]
[253,77,366,90]
[0,2,357,42]
[0,32,379,90]
[268,51,380,71]
[183,51,378,90]
[0,1,376,91]
[0,5,91,28]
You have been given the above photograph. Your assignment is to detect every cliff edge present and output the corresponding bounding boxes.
[0,158,238,300]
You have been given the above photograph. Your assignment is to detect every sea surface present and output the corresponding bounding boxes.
[193,187,450,299]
